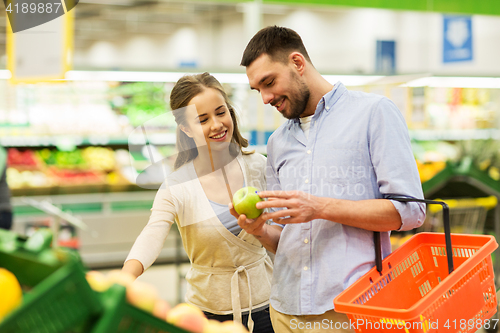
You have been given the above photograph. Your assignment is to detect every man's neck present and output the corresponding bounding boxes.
[303,71,334,117]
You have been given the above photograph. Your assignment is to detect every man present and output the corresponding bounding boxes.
[229,26,425,332]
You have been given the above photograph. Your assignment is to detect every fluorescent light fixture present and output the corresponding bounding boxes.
[65,71,250,84]
[78,0,134,5]
[410,129,500,141]
[0,70,12,79]
[65,71,387,86]
[60,71,500,89]
[211,73,250,85]
[323,75,384,86]
[65,71,188,82]
[404,76,500,89]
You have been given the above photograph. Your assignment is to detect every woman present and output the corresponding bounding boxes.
[123,73,274,333]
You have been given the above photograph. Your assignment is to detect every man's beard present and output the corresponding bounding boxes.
[282,73,310,120]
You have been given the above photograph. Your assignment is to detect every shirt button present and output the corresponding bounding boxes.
[305,179,309,184]
[307,150,311,154]
[304,266,308,271]
[326,106,330,110]
[304,238,309,244]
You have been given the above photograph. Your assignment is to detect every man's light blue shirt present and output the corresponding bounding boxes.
[266,82,426,316]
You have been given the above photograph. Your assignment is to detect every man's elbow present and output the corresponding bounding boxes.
[398,203,426,231]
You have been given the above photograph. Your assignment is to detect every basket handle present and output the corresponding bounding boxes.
[374,197,453,275]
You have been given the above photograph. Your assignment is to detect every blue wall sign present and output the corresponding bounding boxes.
[443,16,473,63]
[376,40,396,74]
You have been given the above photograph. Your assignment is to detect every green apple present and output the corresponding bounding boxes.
[232,186,263,219]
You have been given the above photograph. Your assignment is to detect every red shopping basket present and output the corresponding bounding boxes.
[334,198,498,333]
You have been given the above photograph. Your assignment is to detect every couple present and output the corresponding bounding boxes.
[123,26,425,333]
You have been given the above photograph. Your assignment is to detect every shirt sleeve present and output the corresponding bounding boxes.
[125,183,177,270]
[368,97,426,231]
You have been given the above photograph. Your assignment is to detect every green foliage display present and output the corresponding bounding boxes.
[109,82,170,127]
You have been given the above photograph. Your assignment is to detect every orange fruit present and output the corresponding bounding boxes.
[0,268,22,322]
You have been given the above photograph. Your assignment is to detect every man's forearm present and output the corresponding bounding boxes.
[254,224,282,254]
[315,197,402,232]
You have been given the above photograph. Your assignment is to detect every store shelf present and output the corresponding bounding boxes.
[11,191,156,214]
[410,129,500,141]
[0,133,177,148]
[10,191,189,269]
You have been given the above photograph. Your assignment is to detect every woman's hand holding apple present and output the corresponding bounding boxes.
[229,201,267,236]
[232,186,264,219]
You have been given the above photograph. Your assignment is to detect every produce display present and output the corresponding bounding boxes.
[85,269,249,333]
[6,147,131,191]
[0,229,249,333]
[415,160,446,183]
[0,268,22,322]
[423,87,499,130]
[109,82,174,127]
[6,148,40,168]
[413,139,500,184]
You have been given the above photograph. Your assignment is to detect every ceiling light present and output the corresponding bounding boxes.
[64,70,251,84]
[0,70,12,79]
[65,70,187,82]
[403,76,500,89]
[323,75,384,86]
[79,0,135,6]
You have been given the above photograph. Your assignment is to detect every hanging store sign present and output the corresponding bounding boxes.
[443,15,473,63]
[376,40,396,74]
[5,0,77,83]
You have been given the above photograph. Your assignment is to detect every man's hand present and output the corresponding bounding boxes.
[256,190,324,224]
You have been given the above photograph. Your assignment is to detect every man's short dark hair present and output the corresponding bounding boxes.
[240,26,312,67]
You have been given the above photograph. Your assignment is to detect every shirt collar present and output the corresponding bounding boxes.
[321,81,345,113]
[287,81,346,129]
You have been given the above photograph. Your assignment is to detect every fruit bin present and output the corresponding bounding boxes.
[0,229,102,333]
[334,232,498,332]
[88,284,191,333]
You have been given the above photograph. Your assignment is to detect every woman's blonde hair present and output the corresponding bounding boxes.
[170,72,252,170]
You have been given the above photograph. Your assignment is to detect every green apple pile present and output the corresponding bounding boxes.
[110,82,169,127]
[37,149,86,169]
[232,186,264,219]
